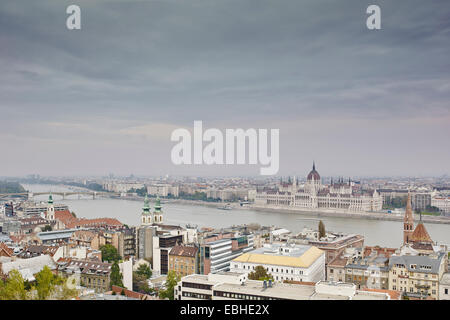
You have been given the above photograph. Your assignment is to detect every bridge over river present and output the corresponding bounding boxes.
[0,191,122,200]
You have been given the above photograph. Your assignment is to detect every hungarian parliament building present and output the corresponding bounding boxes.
[255,163,383,212]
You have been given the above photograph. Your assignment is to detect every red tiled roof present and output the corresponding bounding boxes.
[169,245,198,257]
[66,217,122,228]
[9,235,25,244]
[364,246,396,258]
[111,286,157,300]
[328,256,348,268]
[0,242,13,257]
[55,210,77,226]
[411,223,432,243]
[363,288,402,300]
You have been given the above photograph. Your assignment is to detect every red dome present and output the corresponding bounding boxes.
[307,162,320,181]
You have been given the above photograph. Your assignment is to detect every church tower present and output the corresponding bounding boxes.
[141,194,152,226]
[46,193,55,221]
[153,196,163,224]
[403,192,414,244]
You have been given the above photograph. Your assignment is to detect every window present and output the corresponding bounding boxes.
[445,289,448,295]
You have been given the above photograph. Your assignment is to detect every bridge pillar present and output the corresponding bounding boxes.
[93,192,96,200]
[28,192,33,200]
[63,192,66,200]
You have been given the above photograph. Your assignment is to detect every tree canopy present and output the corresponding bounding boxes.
[318,220,326,239]
[100,244,121,263]
[110,261,124,289]
[158,270,181,300]
[0,267,78,300]
[248,266,273,281]
[135,263,152,279]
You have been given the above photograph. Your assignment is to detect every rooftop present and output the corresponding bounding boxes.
[233,244,324,268]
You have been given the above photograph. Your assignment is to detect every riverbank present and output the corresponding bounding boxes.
[105,195,450,225]
[248,204,450,225]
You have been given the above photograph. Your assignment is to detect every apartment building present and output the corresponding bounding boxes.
[56,258,112,293]
[388,251,447,299]
[169,245,199,276]
[345,254,390,290]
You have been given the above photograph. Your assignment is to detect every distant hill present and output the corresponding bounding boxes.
[0,181,26,193]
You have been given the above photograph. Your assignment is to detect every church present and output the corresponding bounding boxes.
[255,162,383,212]
[403,191,435,254]
[140,194,164,226]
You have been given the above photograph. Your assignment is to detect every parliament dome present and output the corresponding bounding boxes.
[307,162,320,181]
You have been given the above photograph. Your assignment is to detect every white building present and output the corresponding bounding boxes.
[431,196,450,214]
[255,163,383,212]
[102,182,145,193]
[230,243,325,283]
[439,273,450,300]
[119,259,133,291]
[175,272,391,300]
[147,184,179,197]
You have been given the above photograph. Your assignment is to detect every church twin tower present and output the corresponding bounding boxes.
[141,194,164,226]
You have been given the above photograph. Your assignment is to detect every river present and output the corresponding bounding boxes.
[23,184,450,248]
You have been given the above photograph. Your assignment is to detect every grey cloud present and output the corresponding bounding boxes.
[0,0,449,176]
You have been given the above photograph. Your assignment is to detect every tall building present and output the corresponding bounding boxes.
[255,162,382,212]
[136,225,157,261]
[403,192,435,253]
[403,192,414,244]
[153,233,183,275]
[198,233,254,275]
[46,194,55,222]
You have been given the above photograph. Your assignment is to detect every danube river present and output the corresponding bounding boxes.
[23,184,450,248]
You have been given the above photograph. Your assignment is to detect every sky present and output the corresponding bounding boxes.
[0,0,449,178]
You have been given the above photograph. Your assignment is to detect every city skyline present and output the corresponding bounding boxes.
[1,0,449,177]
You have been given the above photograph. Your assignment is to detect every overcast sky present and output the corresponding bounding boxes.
[0,0,449,178]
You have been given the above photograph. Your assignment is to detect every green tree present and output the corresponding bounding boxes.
[42,225,52,232]
[133,272,152,294]
[135,263,152,279]
[158,270,181,300]
[110,261,124,289]
[318,220,326,239]
[34,266,55,300]
[0,269,27,300]
[248,266,273,281]
[100,244,121,262]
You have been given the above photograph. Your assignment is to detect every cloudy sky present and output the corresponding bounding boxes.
[0,0,449,177]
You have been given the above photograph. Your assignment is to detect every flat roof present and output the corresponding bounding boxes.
[233,245,324,268]
[213,280,316,300]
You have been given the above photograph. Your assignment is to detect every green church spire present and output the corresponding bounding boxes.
[154,196,162,213]
[48,193,53,205]
[142,194,150,213]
